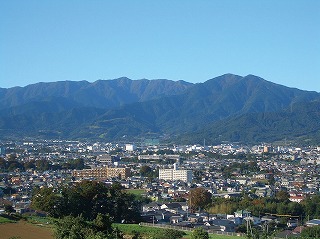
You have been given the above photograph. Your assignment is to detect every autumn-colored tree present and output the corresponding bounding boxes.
[188,187,212,211]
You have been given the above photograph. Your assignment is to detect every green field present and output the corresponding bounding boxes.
[0,215,16,224]
[114,223,163,235]
[0,214,21,224]
[114,223,246,239]
[208,234,245,239]
[26,215,55,226]
[126,189,146,196]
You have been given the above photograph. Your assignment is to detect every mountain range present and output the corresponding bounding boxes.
[1,74,319,145]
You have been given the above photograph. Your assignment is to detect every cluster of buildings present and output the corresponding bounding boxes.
[0,139,320,236]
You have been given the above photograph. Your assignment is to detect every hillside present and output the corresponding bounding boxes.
[0,74,319,144]
[0,78,192,110]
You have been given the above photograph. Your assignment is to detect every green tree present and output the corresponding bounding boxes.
[140,165,152,177]
[54,215,93,239]
[54,215,123,239]
[108,182,142,223]
[277,202,289,215]
[31,187,65,217]
[190,227,209,239]
[188,187,212,211]
[300,225,320,238]
[93,213,113,234]
[4,204,15,214]
[275,190,289,202]
[35,159,51,171]
[31,180,142,222]
[61,180,112,220]
[7,160,23,172]
[24,160,35,170]
[302,195,320,219]
[63,158,85,170]
[287,202,303,216]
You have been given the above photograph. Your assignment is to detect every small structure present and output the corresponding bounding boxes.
[306,219,320,227]
[234,210,251,218]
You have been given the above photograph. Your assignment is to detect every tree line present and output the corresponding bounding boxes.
[207,191,320,222]
[0,156,85,172]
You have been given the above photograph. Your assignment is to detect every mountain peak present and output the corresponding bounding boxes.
[1,74,320,143]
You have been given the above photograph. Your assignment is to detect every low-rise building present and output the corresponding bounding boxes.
[72,166,130,179]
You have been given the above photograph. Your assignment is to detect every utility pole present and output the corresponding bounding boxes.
[246,219,253,239]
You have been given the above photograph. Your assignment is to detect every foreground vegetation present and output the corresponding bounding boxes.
[28,180,320,239]
[207,191,320,223]
[0,217,246,239]
[0,215,16,224]
[3,214,320,239]
[31,180,145,222]
[27,179,243,239]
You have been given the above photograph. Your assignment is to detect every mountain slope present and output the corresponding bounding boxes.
[91,74,320,137]
[0,74,319,144]
[182,100,320,144]
[0,78,192,110]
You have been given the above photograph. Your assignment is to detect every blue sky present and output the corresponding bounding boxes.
[1,0,319,92]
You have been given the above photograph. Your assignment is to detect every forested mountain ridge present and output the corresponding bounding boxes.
[0,74,319,144]
[0,77,192,110]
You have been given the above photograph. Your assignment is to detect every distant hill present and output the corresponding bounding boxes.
[0,74,319,144]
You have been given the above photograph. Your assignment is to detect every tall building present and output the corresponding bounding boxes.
[159,164,193,183]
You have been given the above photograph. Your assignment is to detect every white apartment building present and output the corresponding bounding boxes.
[125,144,136,151]
[159,163,193,183]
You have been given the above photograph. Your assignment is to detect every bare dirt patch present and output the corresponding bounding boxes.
[0,221,53,239]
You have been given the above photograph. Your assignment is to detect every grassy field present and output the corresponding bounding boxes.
[125,188,146,196]
[0,216,15,224]
[114,223,246,239]
[115,223,166,235]
[25,215,55,225]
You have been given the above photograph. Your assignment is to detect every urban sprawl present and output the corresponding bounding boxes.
[1,140,320,237]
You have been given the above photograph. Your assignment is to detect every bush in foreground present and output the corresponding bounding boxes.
[190,227,209,239]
